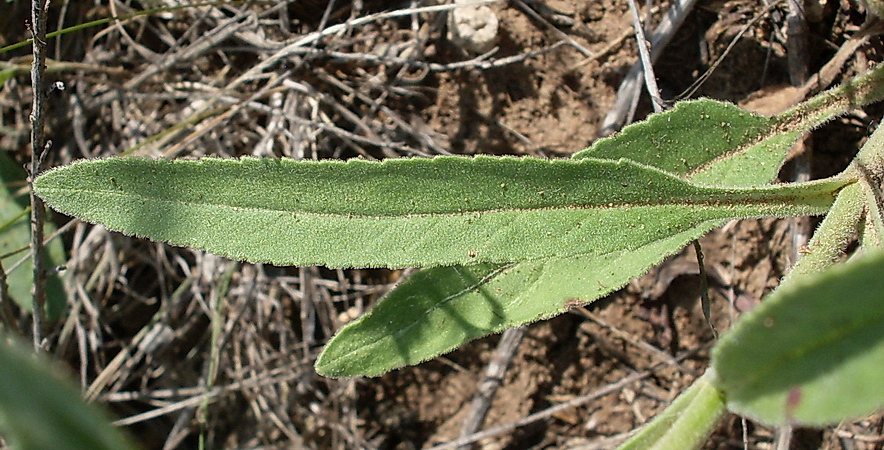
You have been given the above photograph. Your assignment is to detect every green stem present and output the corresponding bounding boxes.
[781,181,864,284]
[617,370,726,450]
[850,115,884,248]
[777,63,884,133]
[783,120,884,281]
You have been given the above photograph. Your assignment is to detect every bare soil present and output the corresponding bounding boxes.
[1,0,883,449]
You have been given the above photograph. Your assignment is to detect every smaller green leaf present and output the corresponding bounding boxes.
[0,336,137,450]
[575,99,773,179]
[315,222,719,377]
[574,100,807,188]
[617,371,726,450]
[712,247,884,426]
[0,151,66,319]
[579,62,884,187]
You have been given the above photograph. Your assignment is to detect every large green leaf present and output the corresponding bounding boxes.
[319,64,884,378]
[35,64,884,380]
[0,336,136,450]
[711,245,884,426]
[33,156,843,270]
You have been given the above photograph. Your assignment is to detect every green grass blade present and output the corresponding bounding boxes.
[0,2,255,55]
[34,156,845,269]
[0,337,137,450]
[711,246,884,426]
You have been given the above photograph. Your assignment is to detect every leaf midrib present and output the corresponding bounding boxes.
[40,180,846,219]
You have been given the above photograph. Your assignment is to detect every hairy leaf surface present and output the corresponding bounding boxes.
[574,99,774,182]
[580,61,884,184]
[34,156,843,269]
[316,224,717,376]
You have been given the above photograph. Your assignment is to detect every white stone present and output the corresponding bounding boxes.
[448,0,499,54]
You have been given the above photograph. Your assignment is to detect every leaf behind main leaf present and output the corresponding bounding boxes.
[574,99,774,181]
[315,222,720,376]
[578,63,884,185]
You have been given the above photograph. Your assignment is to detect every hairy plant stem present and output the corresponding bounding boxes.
[783,122,884,283]
[777,62,884,134]
[852,117,884,247]
[29,0,49,349]
[780,181,864,285]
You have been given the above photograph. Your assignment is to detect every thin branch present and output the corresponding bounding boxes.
[599,0,700,135]
[28,0,49,350]
[627,0,664,113]
[784,0,809,86]
[512,0,591,57]
[430,346,708,450]
[457,326,526,450]
[784,0,813,311]
[678,1,782,101]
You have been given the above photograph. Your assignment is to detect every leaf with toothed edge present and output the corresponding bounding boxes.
[33,156,843,270]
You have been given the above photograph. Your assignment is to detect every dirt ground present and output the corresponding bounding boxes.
[1,0,884,449]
